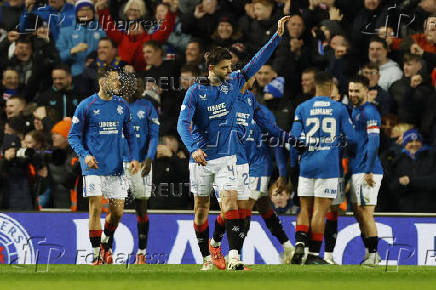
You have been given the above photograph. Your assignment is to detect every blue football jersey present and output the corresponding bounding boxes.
[122,99,159,163]
[350,102,383,174]
[291,96,359,179]
[68,94,138,176]
[177,33,283,161]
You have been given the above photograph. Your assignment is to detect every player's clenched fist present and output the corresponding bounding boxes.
[84,155,98,169]
[192,149,207,166]
[130,160,140,175]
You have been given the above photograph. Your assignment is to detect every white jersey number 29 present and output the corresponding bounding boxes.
[306,117,336,144]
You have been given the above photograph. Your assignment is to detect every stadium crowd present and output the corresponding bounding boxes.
[0,0,435,213]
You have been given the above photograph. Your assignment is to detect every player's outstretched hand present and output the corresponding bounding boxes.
[141,158,152,177]
[130,160,140,175]
[85,155,98,169]
[364,173,375,187]
[277,15,291,37]
[192,149,207,166]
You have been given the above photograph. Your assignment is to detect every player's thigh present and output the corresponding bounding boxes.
[313,178,340,199]
[124,162,152,200]
[83,175,104,198]
[350,173,383,206]
[299,196,314,214]
[213,155,238,194]
[249,176,270,201]
[101,175,129,199]
[313,196,334,215]
[189,162,214,197]
[297,177,315,198]
[235,163,250,201]
[331,178,345,206]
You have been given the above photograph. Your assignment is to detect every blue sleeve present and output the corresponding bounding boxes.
[177,85,201,153]
[56,28,74,62]
[290,106,303,168]
[364,107,381,173]
[272,145,288,177]
[123,104,139,162]
[241,32,282,80]
[145,104,159,160]
[253,99,285,139]
[68,102,91,158]
[340,106,360,148]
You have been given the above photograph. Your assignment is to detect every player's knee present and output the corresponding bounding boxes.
[194,206,209,222]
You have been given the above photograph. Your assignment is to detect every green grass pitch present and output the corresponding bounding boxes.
[1,264,435,290]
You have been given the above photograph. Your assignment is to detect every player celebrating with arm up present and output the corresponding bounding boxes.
[348,75,384,266]
[177,16,292,271]
[68,67,140,265]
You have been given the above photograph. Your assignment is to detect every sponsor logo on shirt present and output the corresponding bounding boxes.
[99,121,120,135]
[207,102,228,119]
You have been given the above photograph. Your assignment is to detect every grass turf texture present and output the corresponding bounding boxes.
[1,265,435,290]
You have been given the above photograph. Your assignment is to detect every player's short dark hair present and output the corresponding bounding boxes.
[204,47,232,67]
[52,64,72,75]
[361,63,379,72]
[369,36,387,49]
[143,39,162,52]
[97,66,117,81]
[181,64,200,77]
[302,67,318,76]
[403,53,422,63]
[349,75,369,88]
[314,71,333,86]
[99,37,117,49]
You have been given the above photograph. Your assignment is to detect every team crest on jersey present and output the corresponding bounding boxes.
[220,85,229,94]
[93,109,100,115]
[137,110,145,119]
[72,116,80,123]
[117,105,124,115]
[199,94,207,100]
[0,214,35,264]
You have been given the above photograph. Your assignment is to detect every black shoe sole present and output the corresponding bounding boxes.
[290,245,305,265]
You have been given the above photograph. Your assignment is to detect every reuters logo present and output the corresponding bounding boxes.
[0,214,35,264]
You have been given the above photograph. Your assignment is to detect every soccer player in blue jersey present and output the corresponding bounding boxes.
[209,77,295,266]
[68,67,140,265]
[119,73,159,264]
[348,75,383,266]
[290,72,359,264]
[177,16,291,271]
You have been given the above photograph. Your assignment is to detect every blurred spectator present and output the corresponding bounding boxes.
[80,37,126,97]
[239,0,281,55]
[139,40,180,135]
[361,63,393,116]
[19,0,75,41]
[5,95,25,119]
[0,134,35,210]
[164,0,193,55]
[49,118,80,209]
[0,0,25,32]
[23,129,50,150]
[273,14,312,99]
[184,38,206,74]
[6,35,59,100]
[1,68,21,106]
[368,37,403,90]
[35,64,83,121]
[181,0,227,40]
[351,0,388,60]
[32,105,55,136]
[385,129,436,212]
[389,53,434,127]
[289,67,317,120]
[211,15,243,48]
[149,134,190,209]
[96,0,175,72]
[56,0,106,82]
[269,181,297,215]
